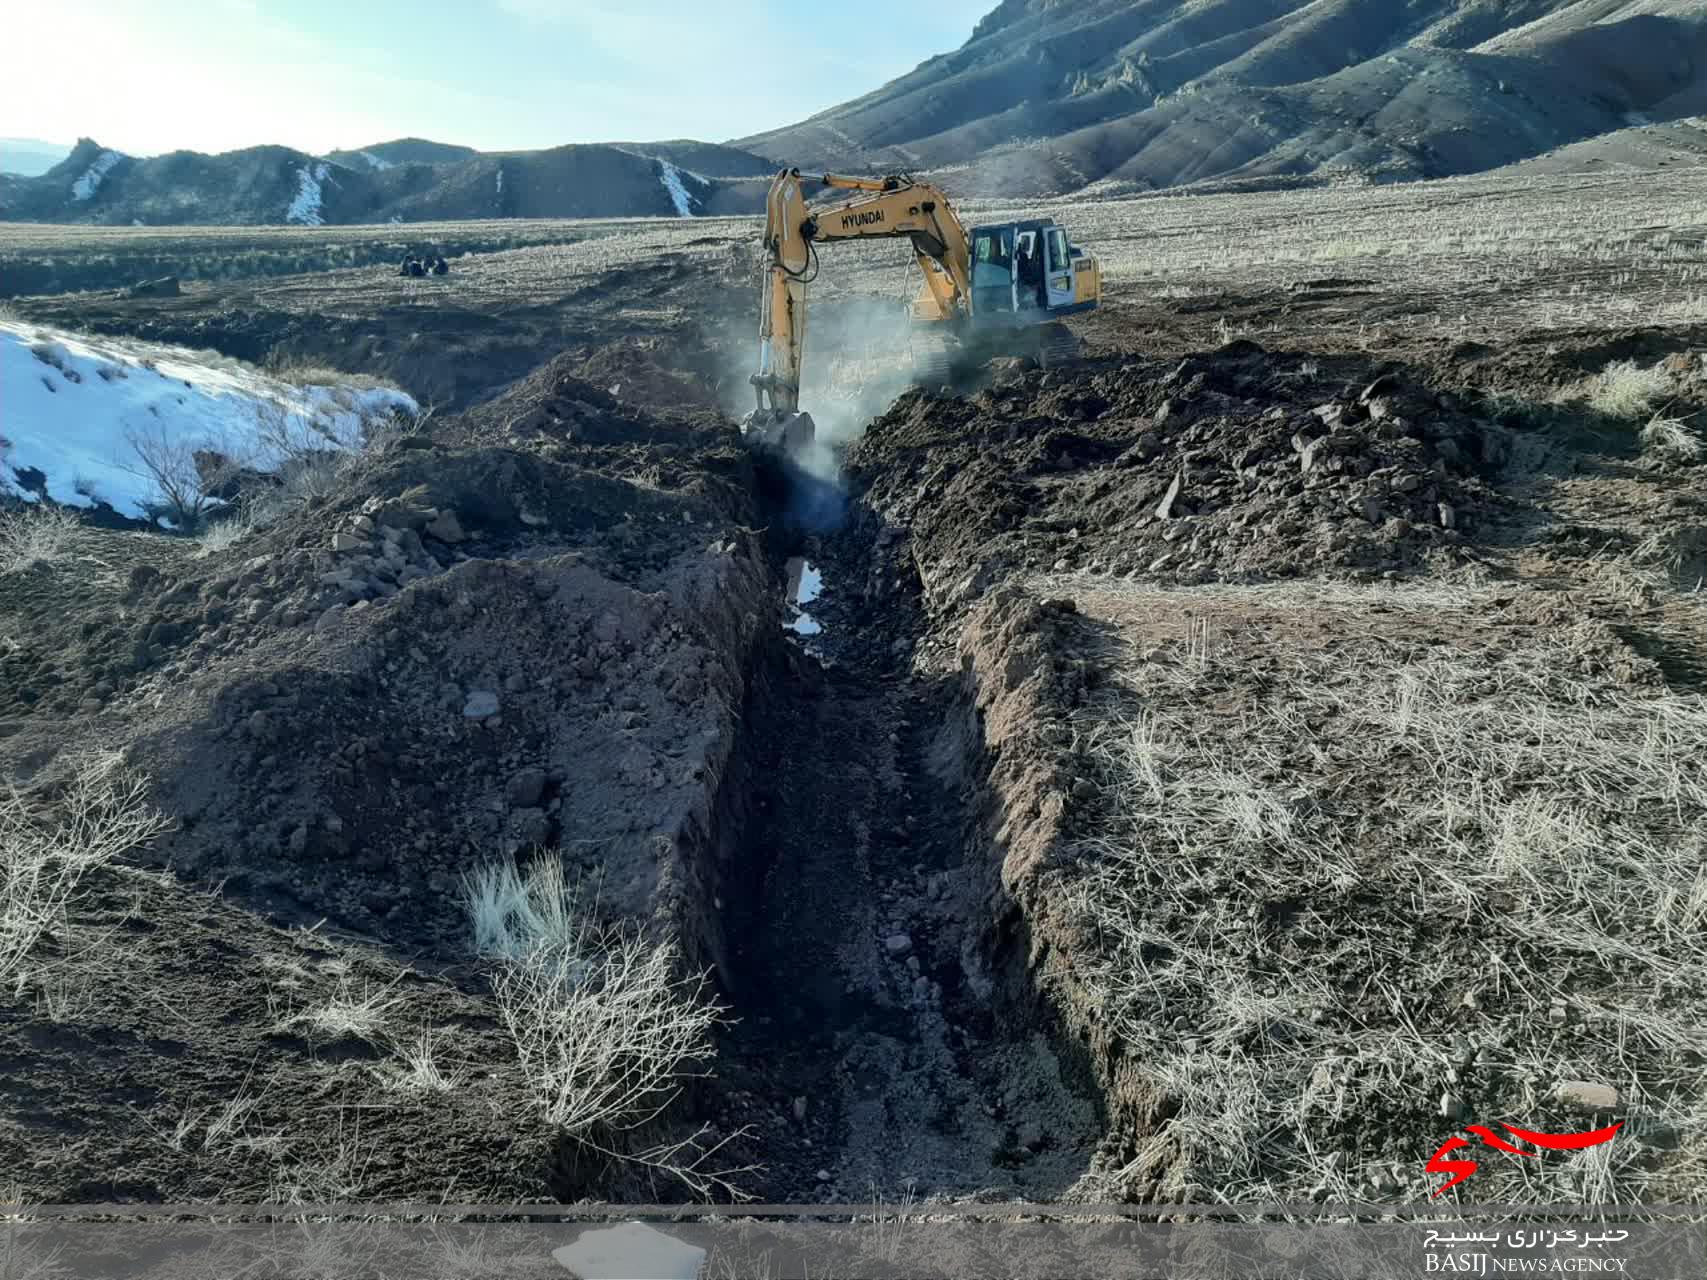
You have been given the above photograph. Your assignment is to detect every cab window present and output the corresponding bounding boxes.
[972,230,1014,289]
[1047,228,1069,272]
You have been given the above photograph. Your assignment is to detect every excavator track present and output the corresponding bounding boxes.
[1038,322,1083,370]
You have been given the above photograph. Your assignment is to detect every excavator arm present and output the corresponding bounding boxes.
[746,169,973,448]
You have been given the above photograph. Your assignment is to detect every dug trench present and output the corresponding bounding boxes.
[0,341,1107,1207]
[7,327,1706,1208]
[703,481,1104,1203]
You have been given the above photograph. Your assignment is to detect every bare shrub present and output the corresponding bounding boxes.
[467,855,746,1197]
[0,504,78,574]
[122,422,214,527]
[246,394,416,525]
[1,753,170,990]
[1586,360,1671,419]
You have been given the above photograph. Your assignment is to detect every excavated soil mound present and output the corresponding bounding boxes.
[851,342,1520,609]
[7,370,773,960]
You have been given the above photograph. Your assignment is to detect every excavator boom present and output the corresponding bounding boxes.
[742,166,1100,456]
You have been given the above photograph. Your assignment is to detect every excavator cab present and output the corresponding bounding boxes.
[967,219,1099,328]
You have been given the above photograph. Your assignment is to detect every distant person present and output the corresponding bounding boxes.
[431,255,448,276]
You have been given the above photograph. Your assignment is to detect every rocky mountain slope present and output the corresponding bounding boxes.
[0,137,777,227]
[737,0,1707,194]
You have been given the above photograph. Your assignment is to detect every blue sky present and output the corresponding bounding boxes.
[5,0,998,156]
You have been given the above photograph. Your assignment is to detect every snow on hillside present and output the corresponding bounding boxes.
[657,160,699,217]
[357,150,395,171]
[286,162,331,225]
[0,322,415,519]
[71,149,123,201]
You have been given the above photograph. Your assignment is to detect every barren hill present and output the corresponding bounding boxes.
[738,0,1707,193]
[6,1,1704,227]
[0,136,776,227]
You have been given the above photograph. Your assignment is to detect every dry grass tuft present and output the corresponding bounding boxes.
[1056,581,1707,1204]
[1,753,170,990]
[282,974,405,1042]
[195,509,253,555]
[1585,360,1672,420]
[373,1027,468,1095]
[1639,413,1705,464]
[0,504,79,575]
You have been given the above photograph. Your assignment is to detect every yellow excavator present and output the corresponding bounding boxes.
[742,168,1103,453]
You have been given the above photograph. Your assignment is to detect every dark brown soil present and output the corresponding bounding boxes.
[5,228,1706,1219]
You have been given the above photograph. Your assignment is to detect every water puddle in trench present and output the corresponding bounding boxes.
[784,557,826,640]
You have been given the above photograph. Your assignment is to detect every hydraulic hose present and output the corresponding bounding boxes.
[780,240,820,284]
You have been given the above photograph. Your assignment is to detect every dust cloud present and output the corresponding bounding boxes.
[719,287,923,532]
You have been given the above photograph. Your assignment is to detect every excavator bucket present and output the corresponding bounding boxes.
[740,410,816,457]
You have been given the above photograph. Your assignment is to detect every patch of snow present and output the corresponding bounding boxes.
[552,1224,704,1280]
[657,159,699,217]
[358,150,394,171]
[1,321,416,518]
[286,161,331,226]
[790,558,822,605]
[496,167,504,196]
[782,557,825,635]
[71,150,123,201]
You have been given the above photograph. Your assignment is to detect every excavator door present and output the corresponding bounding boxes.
[970,226,1018,316]
[1044,225,1075,311]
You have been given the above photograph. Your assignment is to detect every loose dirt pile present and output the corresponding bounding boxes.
[0,354,785,1204]
[852,342,1520,613]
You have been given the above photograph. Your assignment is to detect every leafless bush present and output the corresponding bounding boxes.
[245,395,418,526]
[1,752,171,990]
[122,422,215,527]
[0,504,78,574]
[468,855,747,1197]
